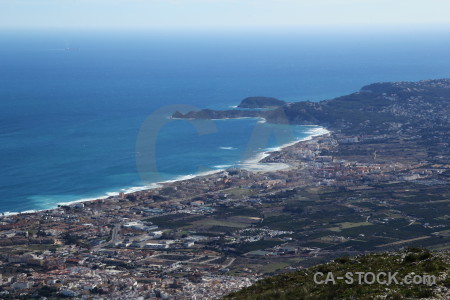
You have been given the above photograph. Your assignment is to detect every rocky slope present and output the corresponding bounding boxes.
[224,248,450,300]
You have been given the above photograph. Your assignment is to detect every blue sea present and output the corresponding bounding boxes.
[2,28,450,214]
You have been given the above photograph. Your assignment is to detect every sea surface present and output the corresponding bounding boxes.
[1,28,450,214]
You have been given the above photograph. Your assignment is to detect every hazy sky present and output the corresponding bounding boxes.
[1,0,450,30]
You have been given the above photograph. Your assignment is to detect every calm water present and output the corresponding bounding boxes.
[1,29,450,213]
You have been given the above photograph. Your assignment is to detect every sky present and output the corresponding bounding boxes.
[1,0,450,30]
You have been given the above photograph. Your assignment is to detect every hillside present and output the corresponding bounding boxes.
[225,248,450,300]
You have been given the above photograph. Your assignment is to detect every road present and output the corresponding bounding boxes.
[92,222,122,251]
[110,222,122,245]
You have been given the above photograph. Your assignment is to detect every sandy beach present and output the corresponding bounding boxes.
[2,126,330,217]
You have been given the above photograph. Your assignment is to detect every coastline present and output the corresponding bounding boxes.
[2,125,330,217]
[239,126,330,172]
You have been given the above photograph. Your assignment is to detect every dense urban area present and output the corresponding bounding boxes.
[1,79,450,299]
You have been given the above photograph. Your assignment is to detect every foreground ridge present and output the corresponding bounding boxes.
[225,248,450,300]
